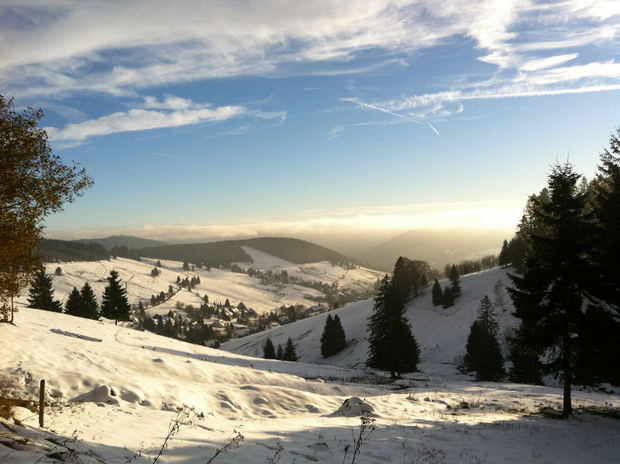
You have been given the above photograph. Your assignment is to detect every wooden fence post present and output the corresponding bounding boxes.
[39,379,45,427]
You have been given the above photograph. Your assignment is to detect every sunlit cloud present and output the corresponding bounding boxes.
[44,96,286,144]
[46,201,522,242]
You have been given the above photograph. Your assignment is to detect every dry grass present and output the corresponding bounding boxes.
[0,389,38,420]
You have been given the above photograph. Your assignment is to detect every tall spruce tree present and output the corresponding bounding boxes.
[64,287,83,317]
[463,296,505,381]
[263,337,276,359]
[101,270,131,325]
[27,269,62,312]
[80,282,99,319]
[282,337,298,361]
[498,239,510,266]
[448,264,461,298]
[508,162,609,417]
[321,313,346,357]
[367,275,420,378]
[431,279,443,306]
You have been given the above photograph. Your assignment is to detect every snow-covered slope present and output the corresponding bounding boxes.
[14,251,382,316]
[222,267,519,376]
[2,296,620,463]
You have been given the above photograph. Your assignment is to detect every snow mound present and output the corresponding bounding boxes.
[68,385,121,405]
[334,396,374,417]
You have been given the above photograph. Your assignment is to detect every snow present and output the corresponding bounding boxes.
[2,263,620,463]
[17,256,378,316]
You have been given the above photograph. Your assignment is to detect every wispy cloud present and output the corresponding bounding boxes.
[44,96,286,144]
[1,1,618,122]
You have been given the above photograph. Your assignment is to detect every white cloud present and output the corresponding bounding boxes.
[46,102,246,142]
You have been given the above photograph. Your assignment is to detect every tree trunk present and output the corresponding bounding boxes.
[562,336,572,418]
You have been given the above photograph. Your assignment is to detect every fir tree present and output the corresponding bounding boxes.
[276,344,283,360]
[442,287,454,309]
[282,337,298,361]
[508,163,607,417]
[321,313,346,357]
[101,270,131,325]
[498,239,510,266]
[80,282,99,319]
[367,275,420,378]
[263,337,276,359]
[431,279,442,306]
[27,269,62,312]
[64,287,83,317]
[463,296,505,381]
[448,264,461,298]
[507,333,543,385]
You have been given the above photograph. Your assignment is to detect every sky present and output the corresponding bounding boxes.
[1,0,619,244]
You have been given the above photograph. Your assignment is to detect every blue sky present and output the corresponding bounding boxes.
[1,0,619,243]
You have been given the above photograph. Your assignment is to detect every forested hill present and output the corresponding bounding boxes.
[74,235,167,250]
[139,237,357,268]
[38,239,109,262]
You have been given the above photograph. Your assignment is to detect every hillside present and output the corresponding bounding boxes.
[2,268,620,463]
[222,267,519,374]
[361,228,510,271]
[16,248,381,317]
[139,237,357,270]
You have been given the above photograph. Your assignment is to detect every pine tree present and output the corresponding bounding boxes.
[442,287,454,309]
[282,337,298,361]
[463,296,505,381]
[367,275,420,378]
[332,314,346,354]
[508,163,605,417]
[263,337,276,359]
[101,270,131,325]
[321,313,347,357]
[498,239,510,266]
[27,269,62,312]
[276,344,283,360]
[320,314,335,357]
[448,264,461,298]
[431,279,442,306]
[507,333,543,385]
[80,282,99,319]
[64,287,83,317]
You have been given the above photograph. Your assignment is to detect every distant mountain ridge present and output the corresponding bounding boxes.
[360,228,510,271]
[74,235,168,250]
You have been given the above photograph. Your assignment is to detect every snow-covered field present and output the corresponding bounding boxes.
[13,249,382,316]
[2,265,620,463]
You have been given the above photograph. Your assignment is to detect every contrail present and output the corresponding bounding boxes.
[426,120,440,136]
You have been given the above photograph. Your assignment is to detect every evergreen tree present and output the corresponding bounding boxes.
[448,264,461,298]
[508,163,607,417]
[321,313,347,357]
[27,269,62,312]
[498,239,510,266]
[367,275,420,378]
[263,337,276,359]
[332,314,346,354]
[463,296,505,381]
[80,282,99,319]
[282,337,298,361]
[442,286,454,309]
[276,344,283,360]
[101,270,131,325]
[507,333,543,385]
[64,287,83,317]
[431,279,442,306]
